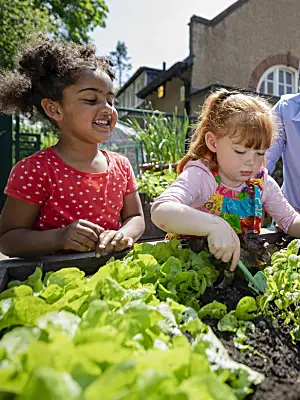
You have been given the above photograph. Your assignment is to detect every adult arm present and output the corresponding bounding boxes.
[266,98,286,174]
[262,173,298,233]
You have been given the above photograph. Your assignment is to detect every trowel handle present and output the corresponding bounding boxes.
[237,260,258,287]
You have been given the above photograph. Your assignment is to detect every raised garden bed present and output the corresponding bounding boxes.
[0,232,299,399]
[140,201,165,241]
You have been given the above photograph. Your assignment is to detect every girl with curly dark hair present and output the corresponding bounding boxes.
[0,37,144,258]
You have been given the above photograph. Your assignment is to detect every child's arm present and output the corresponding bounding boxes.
[96,190,144,256]
[0,196,102,257]
[151,201,240,271]
[119,191,145,239]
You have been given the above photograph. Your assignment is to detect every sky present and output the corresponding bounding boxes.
[90,0,237,81]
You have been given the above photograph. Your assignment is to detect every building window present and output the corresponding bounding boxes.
[180,86,185,102]
[257,66,299,96]
[157,85,165,99]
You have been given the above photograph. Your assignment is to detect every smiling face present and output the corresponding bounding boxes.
[205,133,266,187]
[43,69,118,145]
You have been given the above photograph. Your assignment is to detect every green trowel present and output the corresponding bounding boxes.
[237,259,267,294]
[217,259,267,295]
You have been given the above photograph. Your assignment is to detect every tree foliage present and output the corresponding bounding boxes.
[0,0,51,69]
[0,0,109,70]
[36,0,109,42]
[109,41,132,88]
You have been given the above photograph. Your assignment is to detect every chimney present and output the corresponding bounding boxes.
[162,62,166,70]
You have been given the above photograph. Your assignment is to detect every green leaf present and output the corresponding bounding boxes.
[37,311,80,338]
[0,368,28,394]
[152,242,174,264]
[288,254,300,269]
[160,257,182,279]
[45,268,85,289]
[287,239,300,256]
[0,297,52,330]
[290,326,300,341]
[131,242,154,256]
[198,302,227,320]
[233,328,254,353]
[132,370,180,399]
[236,297,258,321]
[84,360,136,400]
[0,285,33,300]
[0,326,41,363]
[218,313,239,332]
[40,284,64,304]
[71,358,102,390]
[77,341,133,366]
[23,267,44,294]
[79,300,109,330]
[20,367,82,400]
[51,286,85,312]
[179,375,238,400]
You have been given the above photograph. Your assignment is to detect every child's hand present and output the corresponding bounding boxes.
[60,219,104,252]
[95,230,134,258]
[207,221,240,271]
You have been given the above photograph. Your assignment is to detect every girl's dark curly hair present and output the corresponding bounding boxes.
[0,35,115,122]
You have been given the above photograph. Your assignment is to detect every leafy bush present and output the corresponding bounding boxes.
[137,168,177,201]
[258,239,300,340]
[128,110,189,165]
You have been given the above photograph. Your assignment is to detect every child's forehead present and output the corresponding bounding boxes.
[74,69,114,91]
[230,136,246,145]
[229,136,266,150]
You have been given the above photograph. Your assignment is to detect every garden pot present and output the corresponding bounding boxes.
[140,202,165,241]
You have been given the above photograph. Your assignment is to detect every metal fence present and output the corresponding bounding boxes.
[101,143,142,176]
[13,115,58,164]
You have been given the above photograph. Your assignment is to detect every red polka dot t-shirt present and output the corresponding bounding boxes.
[5,147,137,231]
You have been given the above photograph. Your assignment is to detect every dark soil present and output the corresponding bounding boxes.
[200,286,300,400]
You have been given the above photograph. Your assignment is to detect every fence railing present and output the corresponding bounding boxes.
[13,115,58,163]
[101,143,142,176]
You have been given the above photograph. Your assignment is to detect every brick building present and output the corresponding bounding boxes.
[117,0,300,116]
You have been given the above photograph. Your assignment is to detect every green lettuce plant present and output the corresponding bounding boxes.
[0,239,264,399]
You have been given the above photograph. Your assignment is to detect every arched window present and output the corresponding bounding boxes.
[257,65,299,96]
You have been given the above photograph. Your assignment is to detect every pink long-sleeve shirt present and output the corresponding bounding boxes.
[152,160,298,233]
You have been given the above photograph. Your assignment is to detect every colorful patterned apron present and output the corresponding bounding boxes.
[168,169,264,239]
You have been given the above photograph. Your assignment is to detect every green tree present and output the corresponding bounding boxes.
[0,0,109,70]
[109,41,132,88]
[0,0,51,69]
[37,0,109,43]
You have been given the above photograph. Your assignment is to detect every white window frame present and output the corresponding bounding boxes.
[257,65,299,96]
